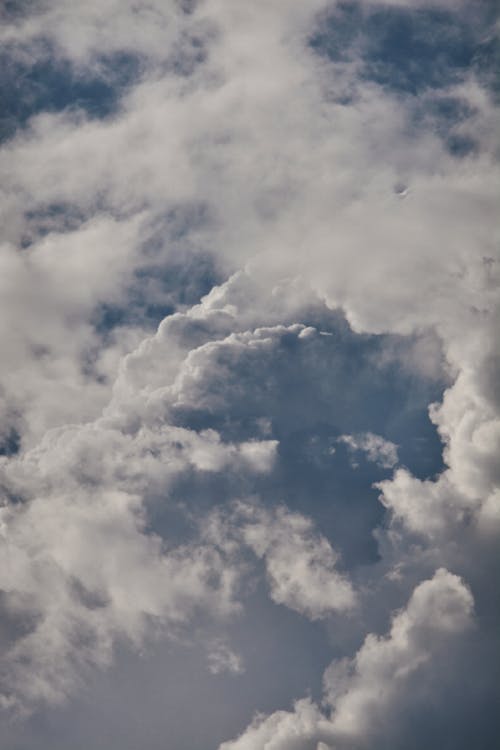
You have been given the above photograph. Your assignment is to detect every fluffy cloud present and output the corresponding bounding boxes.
[338,432,398,469]
[220,569,474,750]
[219,698,330,750]
[0,492,237,709]
[206,500,357,620]
[0,0,498,745]
[324,568,474,737]
[0,346,278,710]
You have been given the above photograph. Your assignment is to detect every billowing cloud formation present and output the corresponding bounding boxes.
[325,568,474,736]
[0,0,498,747]
[0,304,283,709]
[220,568,474,749]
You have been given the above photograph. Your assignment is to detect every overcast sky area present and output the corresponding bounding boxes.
[0,1,499,748]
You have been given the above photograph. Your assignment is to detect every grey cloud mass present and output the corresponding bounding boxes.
[0,0,498,748]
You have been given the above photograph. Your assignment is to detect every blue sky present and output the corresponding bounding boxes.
[0,2,499,749]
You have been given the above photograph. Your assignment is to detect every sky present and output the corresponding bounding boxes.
[0,1,499,748]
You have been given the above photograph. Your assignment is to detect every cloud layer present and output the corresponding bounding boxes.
[0,0,498,747]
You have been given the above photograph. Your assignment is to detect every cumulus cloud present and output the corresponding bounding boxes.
[0,0,498,746]
[338,432,398,469]
[0,345,278,710]
[206,501,357,620]
[0,481,238,710]
[219,698,330,750]
[324,568,474,737]
[220,569,475,750]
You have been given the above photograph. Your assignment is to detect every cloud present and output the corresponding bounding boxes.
[219,568,475,749]
[207,501,357,620]
[338,432,398,469]
[219,698,330,750]
[0,0,498,745]
[0,370,278,710]
[325,568,474,738]
[207,639,244,675]
[0,480,242,710]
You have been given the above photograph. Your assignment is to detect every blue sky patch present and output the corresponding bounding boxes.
[0,47,141,142]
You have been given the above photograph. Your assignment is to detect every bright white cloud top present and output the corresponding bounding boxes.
[0,1,498,748]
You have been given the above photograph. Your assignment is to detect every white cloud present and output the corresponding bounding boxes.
[0,371,279,710]
[219,698,331,750]
[338,432,398,469]
[325,568,474,736]
[0,0,498,743]
[219,568,474,749]
[236,502,357,619]
[207,639,244,676]
[0,478,243,710]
